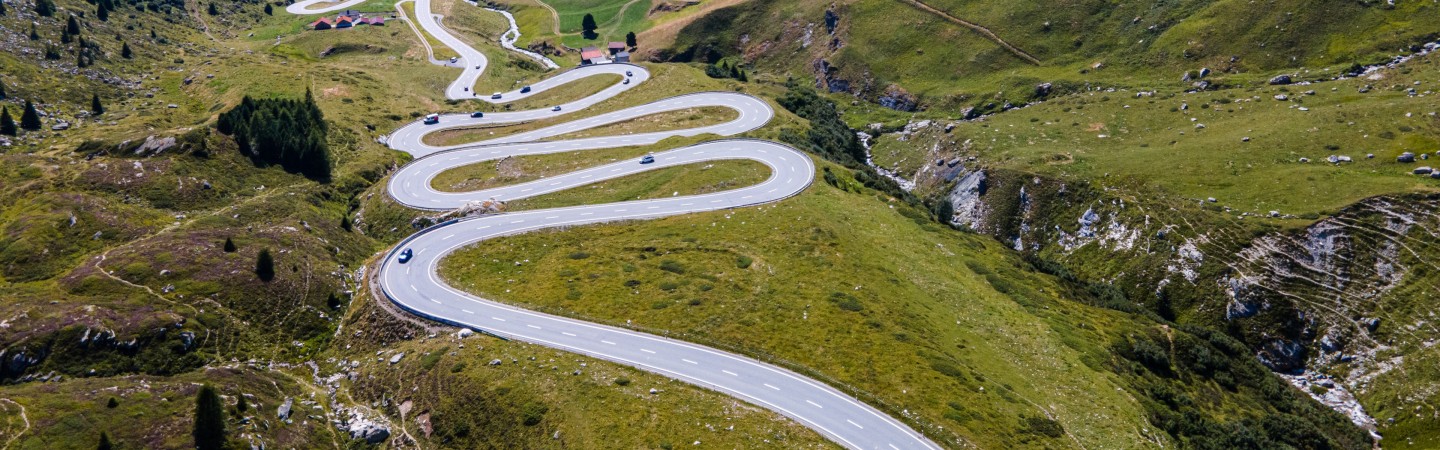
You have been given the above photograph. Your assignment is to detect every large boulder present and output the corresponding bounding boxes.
[277,397,294,420]
[1398,152,1416,163]
[1269,74,1293,85]
[1257,339,1306,372]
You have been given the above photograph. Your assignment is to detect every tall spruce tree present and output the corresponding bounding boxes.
[91,94,104,115]
[29,24,39,40]
[0,0,7,17]
[625,31,636,49]
[235,393,248,413]
[0,78,6,99]
[223,237,236,252]
[580,13,597,39]
[0,107,16,136]
[121,41,132,58]
[263,3,272,15]
[36,0,55,16]
[193,384,226,450]
[206,2,217,15]
[67,15,81,35]
[20,100,41,131]
[255,248,275,281]
[97,1,108,21]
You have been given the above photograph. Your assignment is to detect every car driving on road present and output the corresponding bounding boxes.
[470,112,485,118]
[640,154,655,164]
[623,78,630,85]
[397,248,413,263]
[448,56,458,63]
[423,114,440,124]
[552,106,562,112]
[521,86,532,93]
[625,70,633,77]
[491,92,502,99]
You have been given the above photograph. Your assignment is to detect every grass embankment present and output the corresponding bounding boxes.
[509,160,769,210]
[438,160,1157,448]
[333,294,832,449]
[423,103,733,146]
[399,1,460,60]
[871,52,1440,218]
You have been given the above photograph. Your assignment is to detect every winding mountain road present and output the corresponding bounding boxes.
[290,1,941,448]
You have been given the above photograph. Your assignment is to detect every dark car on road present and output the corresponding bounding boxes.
[470,112,485,118]
[521,86,532,93]
[552,106,562,112]
[640,154,655,164]
[397,248,414,264]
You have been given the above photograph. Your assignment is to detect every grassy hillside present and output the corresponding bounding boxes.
[660,0,1440,111]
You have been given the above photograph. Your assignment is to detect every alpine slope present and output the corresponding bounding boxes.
[288,0,942,447]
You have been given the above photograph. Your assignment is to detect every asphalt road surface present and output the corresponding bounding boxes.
[288,0,942,447]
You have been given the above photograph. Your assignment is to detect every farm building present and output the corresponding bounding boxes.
[310,17,333,30]
[579,47,608,65]
[607,42,626,55]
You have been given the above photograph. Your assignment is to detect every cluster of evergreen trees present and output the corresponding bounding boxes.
[704,58,748,81]
[0,101,44,136]
[216,90,332,181]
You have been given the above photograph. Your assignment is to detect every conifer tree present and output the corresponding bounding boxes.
[625,31,636,49]
[67,15,81,35]
[0,78,6,100]
[97,1,108,21]
[223,237,236,252]
[29,24,39,40]
[97,432,113,450]
[206,2,217,15]
[61,28,72,44]
[235,393,248,413]
[263,3,272,15]
[255,248,275,281]
[581,13,597,39]
[193,384,226,450]
[91,93,104,115]
[0,107,16,136]
[0,0,7,17]
[20,100,41,131]
[121,42,132,58]
[36,0,55,17]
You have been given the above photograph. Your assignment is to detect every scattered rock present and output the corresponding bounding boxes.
[648,388,659,395]
[1299,157,1310,163]
[1242,137,1251,142]
[1274,94,1290,101]
[1034,83,1053,98]
[488,359,502,366]
[1398,152,1416,163]
[277,397,294,420]
[389,353,404,364]
[1269,74,1293,85]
